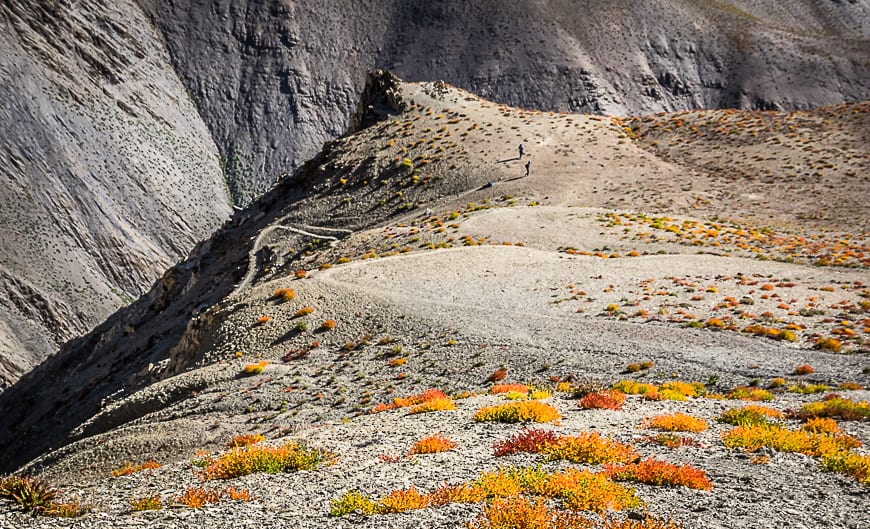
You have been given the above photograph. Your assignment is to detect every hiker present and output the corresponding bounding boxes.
[524,160,530,177]
[518,143,524,159]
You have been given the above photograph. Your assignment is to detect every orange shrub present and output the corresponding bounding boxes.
[243,360,268,375]
[201,441,336,480]
[177,487,221,509]
[802,417,840,434]
[814,337,842,352]
[273,288,295,301]
[642,413,707,433]
[294,307,314,317]
[111,460,160,477]
[487,367,508,382]
[410,433,457,455]
[793,364,815,375]
[606,458,712,490]
[408,397,456,415]
[226,434,265,448]
[371,388,450,413]
[294,269,307,279]
[490,383,530,395]
[319,319,337,330]
[256,315,271,325]
[543,431,638,465]
[579,390,626,411]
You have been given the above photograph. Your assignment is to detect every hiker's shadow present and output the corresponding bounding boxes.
[497,157,522,163]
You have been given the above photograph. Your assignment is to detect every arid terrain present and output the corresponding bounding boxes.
[0,75,867,528]
[1,0,869,390]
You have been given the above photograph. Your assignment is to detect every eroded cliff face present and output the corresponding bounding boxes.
[0,0,232,387]
[139,0,869,204]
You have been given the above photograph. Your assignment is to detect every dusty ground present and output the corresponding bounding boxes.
[1,79,868,528]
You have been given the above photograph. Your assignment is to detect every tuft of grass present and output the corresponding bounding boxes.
[410,433,457,455]
[642,413,707,433]
[474,401,561,424]
[201,441,336,480]
[0,476,87,517]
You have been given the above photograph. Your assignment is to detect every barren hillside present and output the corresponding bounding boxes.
[0,74,866,529]
[1,0,867,390]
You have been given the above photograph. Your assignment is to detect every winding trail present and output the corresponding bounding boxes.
[230,222,352,297]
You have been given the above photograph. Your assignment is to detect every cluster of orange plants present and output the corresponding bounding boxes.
[111,459,160,477]
[331,466,642,517]
[579,390,626,410]
[793,364,815,375]
[176,486,252,508]
[370,388,454,414]
[226,433,265,448]
[468,496,681,529]
[493,429,638,465]
[410,433,457,455]
[642,413,707,433]
[604,458,712,490]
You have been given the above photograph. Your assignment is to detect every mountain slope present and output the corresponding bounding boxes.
[139,0,870,203]
[0,0,232,388]
[0,77,867,529]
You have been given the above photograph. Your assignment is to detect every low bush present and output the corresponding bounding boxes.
[642,413,707,433]
[579,390,626,410]
[605,458,712,490]
[474,401,561,424]
[410,433,457,455]
[718,405,784,426]
[201,441,336,480]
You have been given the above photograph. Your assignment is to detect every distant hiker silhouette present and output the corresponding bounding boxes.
[524,160,530,177]
[518,143,524,159]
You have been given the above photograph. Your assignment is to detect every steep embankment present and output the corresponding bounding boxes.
[139,0,870,203]
[0,0,231,387]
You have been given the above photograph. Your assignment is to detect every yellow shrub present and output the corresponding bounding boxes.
[473,401,561,424]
